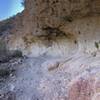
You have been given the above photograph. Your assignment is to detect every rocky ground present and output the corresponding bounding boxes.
[0,51,100,100]
[0,0,100,100]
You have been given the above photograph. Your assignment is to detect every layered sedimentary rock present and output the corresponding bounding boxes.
[0,0,100,100]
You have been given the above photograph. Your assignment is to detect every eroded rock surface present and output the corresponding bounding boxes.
[0,0,100,100]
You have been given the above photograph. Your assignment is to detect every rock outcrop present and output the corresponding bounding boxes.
[0,0,100,100]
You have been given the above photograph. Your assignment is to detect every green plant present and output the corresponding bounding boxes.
[95,42,99,49]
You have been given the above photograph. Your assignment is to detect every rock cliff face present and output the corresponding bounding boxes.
[0,0,100,100]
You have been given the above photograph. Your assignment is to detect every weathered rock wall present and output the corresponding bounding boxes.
[0,0,100,57]
[0,0,100,100]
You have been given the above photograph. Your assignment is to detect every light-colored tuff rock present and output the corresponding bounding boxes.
[0,0,100,100]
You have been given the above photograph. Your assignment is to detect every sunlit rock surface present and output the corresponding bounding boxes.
[0,0,100,100]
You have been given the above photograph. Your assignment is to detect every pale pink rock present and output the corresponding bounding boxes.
[68,78,95,100]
